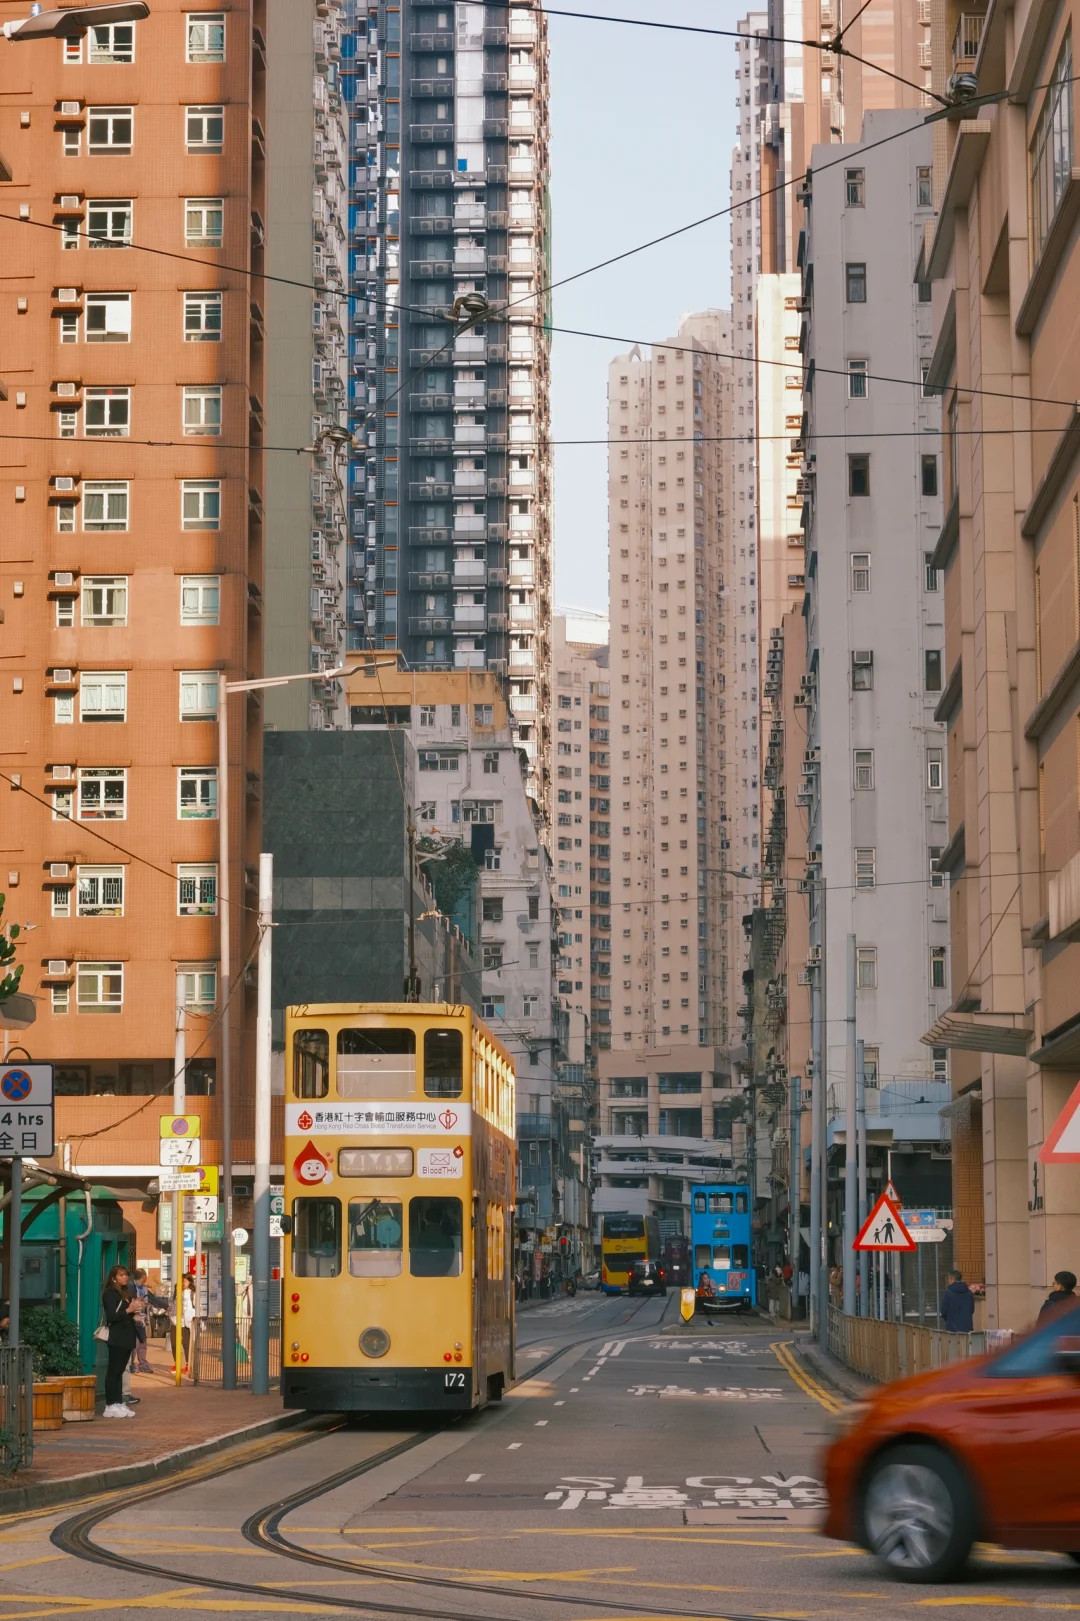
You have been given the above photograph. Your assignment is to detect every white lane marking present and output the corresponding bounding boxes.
[554,1400,565,1406]
[569,1386,579,1392]
[507,1442,523,1450]
[598,1340,614,1356]
[466,1473,483,1482]
[535,1420,548,1426]
[609,1340,627,1357]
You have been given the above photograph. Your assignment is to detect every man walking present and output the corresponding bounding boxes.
[939,1269,975,1331]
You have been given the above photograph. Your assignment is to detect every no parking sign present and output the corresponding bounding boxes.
[0,1065,54,1156]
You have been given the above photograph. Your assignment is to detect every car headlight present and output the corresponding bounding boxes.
[823,1401,870,1442]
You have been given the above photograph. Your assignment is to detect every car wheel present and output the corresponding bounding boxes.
[862,1444,975,1583]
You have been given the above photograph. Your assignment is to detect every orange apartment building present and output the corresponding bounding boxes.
[0,0,266,1259]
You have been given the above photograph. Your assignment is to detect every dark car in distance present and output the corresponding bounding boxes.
[628,1259,667,1296]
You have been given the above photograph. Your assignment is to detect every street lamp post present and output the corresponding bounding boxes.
[216,656,392,1391]
[2,2,149,42]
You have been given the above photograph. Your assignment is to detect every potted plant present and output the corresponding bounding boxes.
[20,1307,94,1423]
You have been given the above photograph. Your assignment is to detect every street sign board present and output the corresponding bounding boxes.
[159,1169,202,1193]
[159,1136,202,1166]
[908,1227,947,1243]
[901,1209,938,1228]
[0,1064,55,1157]
[883,1179,902,1206]
[160,1113,200,1139]
[1040,1079,1080,1162]
[189,1195,218,1225]
[853,1192,916,1252]
[232,1226,250,1247]
[270,1185,284,1239]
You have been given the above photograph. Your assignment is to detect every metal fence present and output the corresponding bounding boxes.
[0,1346,34,1474]
[192,1316,281,1387]
[828,1305,986,1383]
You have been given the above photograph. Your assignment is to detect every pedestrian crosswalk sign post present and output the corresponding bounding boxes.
[853,1191,916,1252]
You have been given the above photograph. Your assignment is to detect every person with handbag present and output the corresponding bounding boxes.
[99,1264,140,1418]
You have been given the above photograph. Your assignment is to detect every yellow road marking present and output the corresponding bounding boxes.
[770,1340,844,1411]
[0,1563,64,1576]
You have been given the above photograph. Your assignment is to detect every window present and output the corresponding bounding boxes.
[80,671,127,722]
[482,751,498,775]
[78,767,125,820]
[930,846,944,887]
[186,104,224,153]
[182,479,221,529]
[474,703,494,726]
[178,765,217,819]
[927,747,943,790]
[87,199,133,248]
[185,198,224,248]
[178,964,217,1008]
[293,1028,328,1098]
[925,648,943,691]
[855,847,876,889]
[179,576,220,626]
[856,946,878,989]
[851,650,874,691]
[484,846,501,870]
[337,1028,415,1099]
[921,454,938,497]
[183,385,222,435]
[52,885,72,917]
[84,386,130,437]
[848,454,870,496]
[847,359,868,398]
[482,943,503,970]
[76,961,123,1013]
[917,164,933,207]
[63,123,82,156]
[851,552,871,592]
[177,864,217,916]
[87,107,132,154]
[76,865,124,917]
[184,291,222,342]
[59,309,80,343]
[1031,33,1073,257]
[186,11,225,61]
[931,945,947,988]
[853,749,875,790]
[55,695,74,725]
[348,1199,403,1277]
[69,480,125,534]
[482,897,503,924]
[862,1045,880,1086]
[80,576,127,627]
[845,261,867,302]
[65,22,136,61]
[528,894,540,919]
[925,551,940,591]
[423,1028,463,1098]
[408,1195,463,1277]
[845,166,865,206]
[179,671,219,720]
[85,292,131,342]
[419,705,436,728]
[932,1045,949,1080]
[918,279,932,303]
[52,985,70,1015]
[291,1198,340,1277]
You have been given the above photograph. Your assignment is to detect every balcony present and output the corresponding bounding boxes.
[452,560,485,582]
[453,605,487,628]
[410,614,453,634]
[408,392,453,411]
[952,10,984,66]
[408,570,451,590]
[409,259,453,278]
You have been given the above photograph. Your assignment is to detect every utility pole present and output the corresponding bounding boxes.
[216,671,236,1390]
[856,1037,868,1312]
[789,1071,801,1285]
[173,977,185,1387]
[251,853,273,1396]
[843,933,857,1315]
[816,874,829,1339]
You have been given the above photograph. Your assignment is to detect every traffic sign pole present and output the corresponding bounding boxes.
[9,1156,20,1350]
[173,979,185,1388]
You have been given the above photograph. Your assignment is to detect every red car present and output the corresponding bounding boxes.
[821,1303,1080,1581]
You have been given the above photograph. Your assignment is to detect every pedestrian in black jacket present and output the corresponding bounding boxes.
[1038,1270,1078,1322]
[939,1270,975,1332]
[101,1265,140,1418]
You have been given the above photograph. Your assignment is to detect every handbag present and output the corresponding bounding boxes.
[93,1324,109,1343]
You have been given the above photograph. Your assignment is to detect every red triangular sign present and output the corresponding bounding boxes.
[853,1192,916,1252]
[1040,1078,1080,1162]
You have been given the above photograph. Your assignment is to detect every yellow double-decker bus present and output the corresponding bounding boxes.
[600,1212,661,1293]
[282,1003,515,1413]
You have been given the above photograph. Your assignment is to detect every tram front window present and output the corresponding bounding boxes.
[349,1197,403,1276]
[424,1028,463,1097]
[292,1197,340,1277]
[409,1196,463,1277]
[294,1029,329,1098]
[338,1028,416,1097]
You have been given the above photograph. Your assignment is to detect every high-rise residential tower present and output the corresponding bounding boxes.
[595,313,739,1228]
[340,0,552,809]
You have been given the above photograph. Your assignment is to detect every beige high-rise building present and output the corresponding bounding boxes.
[595,313,739,1228]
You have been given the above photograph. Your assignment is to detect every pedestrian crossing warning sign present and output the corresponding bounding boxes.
[853,1192,916,1252]
[1040,1078,1080,1162]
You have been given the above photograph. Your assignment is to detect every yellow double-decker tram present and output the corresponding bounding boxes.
[281,1003,516,1413]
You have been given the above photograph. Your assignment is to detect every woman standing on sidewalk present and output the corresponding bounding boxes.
[101,1265,140,1418]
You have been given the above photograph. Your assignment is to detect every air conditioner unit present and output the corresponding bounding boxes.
[53,477,75,493]
[59,195,81,209]
[47,960,70,976]
[50,668,74,683]
[57,287,79,303]
[853,650,873,668]
[55,381,78,398]
[59,101,82,116]
[49,862,71,880]
[793,692,808,708]
[806,946,821,966]
[797,970,811,986]
[53,572,76,587]
[49,765,74,780]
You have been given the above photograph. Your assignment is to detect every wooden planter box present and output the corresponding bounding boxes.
[31,1382,64,1432]
[62,1375,96,1422]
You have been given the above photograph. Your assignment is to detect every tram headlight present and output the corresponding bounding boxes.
[359,1326,391,1359]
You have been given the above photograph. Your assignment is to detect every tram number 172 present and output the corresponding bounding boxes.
[444,1370,467,1389]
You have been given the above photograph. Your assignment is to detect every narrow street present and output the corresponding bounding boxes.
[1,1299,1078,1619]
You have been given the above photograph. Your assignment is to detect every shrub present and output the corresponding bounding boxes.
[20,1306,83,1380]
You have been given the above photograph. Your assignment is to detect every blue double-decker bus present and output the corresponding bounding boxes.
[690,1184,756,1309]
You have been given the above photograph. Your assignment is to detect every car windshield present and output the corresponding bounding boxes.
[982,1302,1080,1378]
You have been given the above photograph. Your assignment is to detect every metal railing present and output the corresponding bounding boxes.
[0,1347,34,1474]
[192,1316,281,1387]
[828,1306,986,1383]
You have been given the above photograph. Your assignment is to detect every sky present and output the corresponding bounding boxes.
[547,4,740,617]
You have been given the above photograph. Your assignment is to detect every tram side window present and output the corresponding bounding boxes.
[337,1027,416,1098]
[294,1029,329,1098]
[349,1197,403,1276]
[732,1245,749,1269]
[694,1244,712,1270]
[424,1028,463,1098]
[292,1197,340,1277]
[693,1193,706,1214]
[409,1195,463,1277]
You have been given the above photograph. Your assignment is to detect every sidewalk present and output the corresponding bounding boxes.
[789,1329,875,1402]
[1,1363,309,1515]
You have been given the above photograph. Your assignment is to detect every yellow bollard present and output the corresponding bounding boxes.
[680,1287,695,1324]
